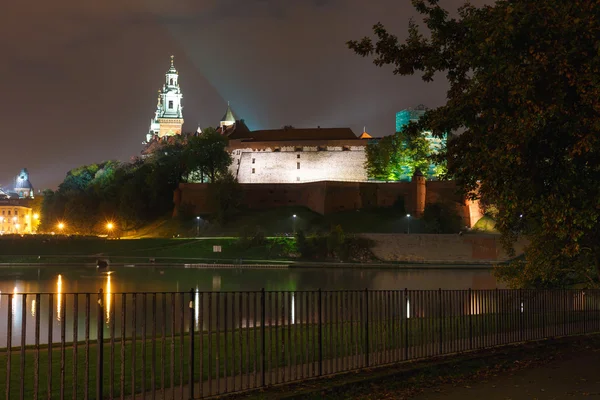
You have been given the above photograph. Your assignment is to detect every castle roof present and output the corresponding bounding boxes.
[359,132,372,139]
[221,104,236,124]
[228,127,359,142]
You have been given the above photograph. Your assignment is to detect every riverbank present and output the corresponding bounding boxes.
[0,235,522,266]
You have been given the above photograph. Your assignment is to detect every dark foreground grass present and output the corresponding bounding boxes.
[230,334,600,400]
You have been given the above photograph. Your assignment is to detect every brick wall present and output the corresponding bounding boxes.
[174,180,480,226]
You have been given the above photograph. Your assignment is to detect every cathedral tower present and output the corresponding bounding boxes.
[147,56,184,141]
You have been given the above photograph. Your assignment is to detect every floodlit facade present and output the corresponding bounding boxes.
[0,203,34,234]
[146,56,184,142]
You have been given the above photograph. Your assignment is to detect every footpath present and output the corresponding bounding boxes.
[229,334,600,399]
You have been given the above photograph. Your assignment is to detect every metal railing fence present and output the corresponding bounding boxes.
[1,288,599,399]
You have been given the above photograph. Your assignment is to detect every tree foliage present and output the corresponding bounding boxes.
[365,131,443,181]
[348,0,600,287]
[41,128,232,234]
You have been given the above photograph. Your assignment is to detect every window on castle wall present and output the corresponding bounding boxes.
[297,162,300,169]
[297,154,300,158]
[296,177,300,182]
[168,100,173,109]
[252,158,255,164]
[252,168,255,174]
[169,79,173,85]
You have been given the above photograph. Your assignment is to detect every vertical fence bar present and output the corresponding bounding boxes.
[6,293,13,400]
[97,289,104,400]
[141,293,147,400]
[49,294,55,400]
[261,288,266,388]
[200,291,204,398]
[60,293,66,400]
[110,292,115,400]
[20,293,27,400]
[438,289,443,355]
[132,293,137,400]
[468,289,473,350]
[189,289,195,400]
[364,288,369,367]
[179,293,184,399]
[151,293,156,400]
[318,289,323,376]
[34,293,40,400]
[120,294,126,400]
[161,293,166,400]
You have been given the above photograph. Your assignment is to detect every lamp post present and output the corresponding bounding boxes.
[292,214,297,235]
[57,222,65,234]
[406,214,411,234]
[196,216,200,237]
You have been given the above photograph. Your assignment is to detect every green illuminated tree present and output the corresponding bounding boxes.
[349,0,600,287]
[365,131,439,181]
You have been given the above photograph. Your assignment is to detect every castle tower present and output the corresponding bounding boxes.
[220,102,236,128]
[148,55,184,141]
[411,168,426,218]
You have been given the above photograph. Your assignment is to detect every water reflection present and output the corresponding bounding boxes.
[31,298,36,317]
[106,273,112,323]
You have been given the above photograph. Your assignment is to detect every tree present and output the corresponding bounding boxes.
[365,130,440,181]
[185,128,232,183]
[210,172,242,225]
[348,0,600,287]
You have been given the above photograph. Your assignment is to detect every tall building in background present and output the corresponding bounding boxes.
[395,104,444,152]
[147,56,184,142]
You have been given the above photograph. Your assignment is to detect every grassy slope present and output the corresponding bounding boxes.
[133,206,427,238]
[0,237,296,263]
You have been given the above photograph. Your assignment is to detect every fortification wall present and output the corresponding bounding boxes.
[231,148,367,183]
[363,233,528,262]
[174,180,479,227]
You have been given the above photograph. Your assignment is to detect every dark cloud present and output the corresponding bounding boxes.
[0,0,488,190]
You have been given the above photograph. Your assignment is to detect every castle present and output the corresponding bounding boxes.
[144,56,481,226]
[144,56,372,184]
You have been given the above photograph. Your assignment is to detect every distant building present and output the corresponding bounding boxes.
[0,200,34,234]
[14,168,34,198]
[395,104,445,152]
[146,56,184,142]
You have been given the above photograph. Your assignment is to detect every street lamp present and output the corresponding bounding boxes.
[292,214,297,234]
[106,222,114,237]
[196,216,200,237]
[57,222,65,233]
[406,214,411,234]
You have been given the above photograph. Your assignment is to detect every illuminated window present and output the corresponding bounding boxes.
[252,168,255,174]
[168,101,173,109]
[297,162,300,169]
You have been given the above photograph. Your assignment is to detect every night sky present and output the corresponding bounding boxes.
[1,0,484,190]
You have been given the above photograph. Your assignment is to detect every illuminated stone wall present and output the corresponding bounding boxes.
[231,148,367,183]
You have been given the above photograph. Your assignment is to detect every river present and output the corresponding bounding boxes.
[0,265,504,347]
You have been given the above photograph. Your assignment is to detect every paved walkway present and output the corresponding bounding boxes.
[413,349,600,399]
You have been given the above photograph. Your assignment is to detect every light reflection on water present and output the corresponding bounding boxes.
[0,264,502,347]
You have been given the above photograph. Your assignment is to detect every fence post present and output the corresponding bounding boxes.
[520,288,524,341]
[261,288,266,387]
[189,288,195,400]
[318,289,323,376]
[97,288,104,400]
[438,288,443,355]
[468,288,473,350]
[404,288,409,360]
[364,288,369,367]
